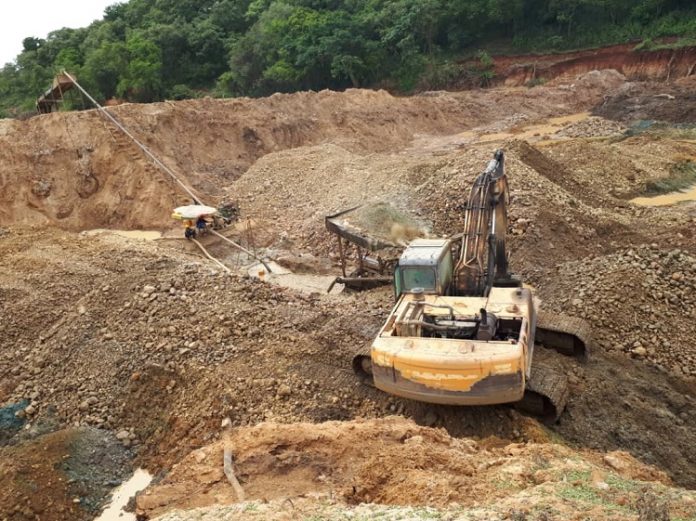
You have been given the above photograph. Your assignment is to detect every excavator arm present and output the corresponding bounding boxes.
[454,150,514,296]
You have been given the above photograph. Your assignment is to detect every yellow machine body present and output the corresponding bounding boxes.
[370,287,535,405]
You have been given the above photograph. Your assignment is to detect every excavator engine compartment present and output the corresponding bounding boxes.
[393,294,525,344]
[370,287,534,406]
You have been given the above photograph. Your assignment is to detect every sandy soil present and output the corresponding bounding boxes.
[0,72,621,231]
[1,69,696,521]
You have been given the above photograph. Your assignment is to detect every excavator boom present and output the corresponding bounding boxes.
[454,150,511,295]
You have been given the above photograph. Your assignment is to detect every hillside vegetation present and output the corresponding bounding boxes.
[1,0,695,116]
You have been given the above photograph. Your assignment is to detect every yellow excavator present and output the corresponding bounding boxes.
[353,150,590,419]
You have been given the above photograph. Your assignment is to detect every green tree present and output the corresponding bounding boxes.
[118,32,162,102]
[2,0,696,116]
[82,41,128,100]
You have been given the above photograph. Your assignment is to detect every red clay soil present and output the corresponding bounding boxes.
[470,43,696,86]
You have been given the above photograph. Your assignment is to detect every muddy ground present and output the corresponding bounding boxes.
[1,69,696,520]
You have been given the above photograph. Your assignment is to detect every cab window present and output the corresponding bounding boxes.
[437,250,453,293]
[394,266,403,298]
[402,267,436,292]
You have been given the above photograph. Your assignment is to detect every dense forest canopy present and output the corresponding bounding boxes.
[1,0,695,116]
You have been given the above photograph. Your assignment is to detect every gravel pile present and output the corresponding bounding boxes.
[540,244,696,377]
[556,116,627,138]
[0,229,390,467]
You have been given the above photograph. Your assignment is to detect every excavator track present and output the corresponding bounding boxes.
[352,344,374,386]
[520,311,592,421]
[536,310,592,360]
[518,356,570,422]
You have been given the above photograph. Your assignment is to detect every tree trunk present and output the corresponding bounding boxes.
[349,70,359,88]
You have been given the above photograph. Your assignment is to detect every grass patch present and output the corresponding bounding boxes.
[645,161,696,195]
[303,506,451,521]
[634,36,696,51]
[495,477,519,490]
[243,502,260,513]
[558,482,602,503]
[557,471,641,515]
[557,483,630,514]
[411,508,444,520]
[558,470,604,505]
[563,469,592,482]
[525,77,547,88]
[606,473,639,492]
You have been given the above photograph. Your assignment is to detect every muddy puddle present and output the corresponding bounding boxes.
[631,185,696,206]
[472,112,591,144]
[247,261,343,294]
[83,229,163,240]
[95,468,152,521]
[411,112,591,153]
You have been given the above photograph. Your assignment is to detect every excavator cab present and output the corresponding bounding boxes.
[394,239,453,298]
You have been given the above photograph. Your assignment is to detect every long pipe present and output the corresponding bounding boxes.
[61,71,201,204]
[210,230,272,272]
[62,70,272,273]
[191,238,232,273]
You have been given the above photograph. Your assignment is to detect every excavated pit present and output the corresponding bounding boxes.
[1,70,696,520]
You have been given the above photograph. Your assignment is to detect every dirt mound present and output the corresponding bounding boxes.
[569,69,629,90]
[137,417,694,521]
[541,136,684,199]
[1,81,617,231]
[0,112,183,231]
[594,80,696,124]
[416,141,663,274]
[230,144,418,251]
[423,136,696,274]
[555,115,626,138]
[511,140,590,198]
[540,245,696,377]
[554,349,696,489]
[234,137,663,261]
